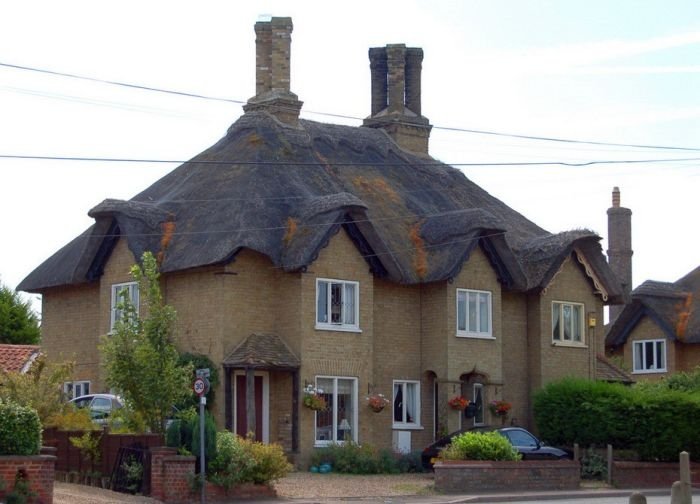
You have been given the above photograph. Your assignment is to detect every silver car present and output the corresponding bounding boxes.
[68,393,124,425]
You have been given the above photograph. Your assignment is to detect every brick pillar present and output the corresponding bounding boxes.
[386,44,406,113]
[369,47,388,115]
[149,446,177,502]
[0,455,56,504]
[607,186,633,322]
[405,48,423,116]
[270,17,293,91]
[254,21,272,95]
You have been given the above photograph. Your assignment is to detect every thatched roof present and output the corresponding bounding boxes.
[606,266,700,347]
[18,111,623,300]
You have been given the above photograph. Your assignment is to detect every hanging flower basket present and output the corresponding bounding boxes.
[489,400,512,425]
[366,393,390,413]
[448,395,468,411]
[303,384,326,411]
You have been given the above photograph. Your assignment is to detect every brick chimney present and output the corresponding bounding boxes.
[243,17,303,125]
[607,186,633,322]
[363,44,432,156]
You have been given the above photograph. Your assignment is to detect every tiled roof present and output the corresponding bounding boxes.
[0,344,41,373]
[223,333,300,370]
[596,354,634,384]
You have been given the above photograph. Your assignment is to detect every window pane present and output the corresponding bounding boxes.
[563,304,572,340]
[315,378,333,442]
[645,341,654,369]
[552,304,561,340]
[317,282,328,323]
[479,293,489,333]
[473,384,484,425]
[468,292,477,332]
[343,284,355,325]
[336,379,354,441]
[656,341,665,370]
[457,291,466,331]
[330,283,342,323]
[572,306,581,342]
[393,383,403,423]
[634,342,643,370]
[405,383,416,424]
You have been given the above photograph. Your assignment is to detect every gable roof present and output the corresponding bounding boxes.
[0,344,41,374]
[18,112,623,301]
[606,265,700,347]
[596,354,634,384]
[222,333,300,370]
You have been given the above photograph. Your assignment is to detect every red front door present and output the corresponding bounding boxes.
[235,375,263,441]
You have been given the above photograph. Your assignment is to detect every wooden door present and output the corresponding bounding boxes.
[235,375,263,441]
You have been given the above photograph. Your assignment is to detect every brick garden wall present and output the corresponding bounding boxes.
[434,459,580,493]
[0,455,56,504]
[612,461,700,489]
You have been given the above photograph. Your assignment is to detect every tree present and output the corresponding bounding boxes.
[0,282,40,344]
[0,355,74,423]
[100,251,192,433]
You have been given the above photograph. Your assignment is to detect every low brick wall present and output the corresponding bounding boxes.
[612,461,700,489]
[434,459,580,493]
[149,447,276,503]
[0,455,56,504]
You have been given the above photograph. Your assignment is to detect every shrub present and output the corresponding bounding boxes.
[45,407,98,431]
[440,431,520,462]
[0,399,42,455]
[191,411,217,464]
[208,432,291,488]
[580,447,607,480]
[534,377,700,462]
[310,443,425,474]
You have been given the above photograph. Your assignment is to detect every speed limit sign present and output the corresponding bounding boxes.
[193,377,206,397]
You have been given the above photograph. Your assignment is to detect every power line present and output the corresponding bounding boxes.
[1,153,699,168]
[3,61,700,153]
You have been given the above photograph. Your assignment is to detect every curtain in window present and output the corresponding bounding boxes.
[473,384,484,425]
[468,292,477,332]
[457,291,467,331]
[634,342,643,370]
[572,305,581,342]
[330,283,342,323]
[317,282,328,323]
[405,383,416,424]
[562,304,572,340]
[393,383,403,422]
[344,283,355,325]
[552,305,561,340]
[479,293,489,333]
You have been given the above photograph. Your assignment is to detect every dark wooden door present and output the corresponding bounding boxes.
[235,375,263,441]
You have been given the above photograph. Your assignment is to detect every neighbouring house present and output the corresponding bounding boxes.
[0,344,41,374]
[18,18,624,464]
[606,267,700,380]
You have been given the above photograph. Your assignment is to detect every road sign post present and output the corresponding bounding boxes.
[193,377,207,504]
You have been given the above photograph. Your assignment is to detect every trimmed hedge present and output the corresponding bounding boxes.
[533,378,700,462]
[0,398,42,455]
[441,431,521,462]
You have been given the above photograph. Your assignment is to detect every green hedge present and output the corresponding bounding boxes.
[440,431,520,462]
[0,399,42,455]
[533,378,700,461]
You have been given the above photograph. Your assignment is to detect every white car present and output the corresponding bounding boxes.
[68,393,124,425]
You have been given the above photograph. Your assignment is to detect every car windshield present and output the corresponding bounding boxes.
[502,429,538,447]
[71,397,92,409]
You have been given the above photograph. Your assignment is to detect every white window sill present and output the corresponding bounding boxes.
[632,369,667,374]
[456,333,495,340]
[551,341,587,348]
[392,424,424,431]
[315,324,362,333]
[314,440,355,448]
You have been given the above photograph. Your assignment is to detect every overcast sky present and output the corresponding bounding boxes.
[1,1,699,314]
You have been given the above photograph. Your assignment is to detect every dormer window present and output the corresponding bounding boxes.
[316,279,360,332]
[110,282,139,333]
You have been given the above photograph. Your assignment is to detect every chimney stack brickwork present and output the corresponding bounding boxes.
[607,187,633,322]
[245,17,303,125]
[364,44,432,156]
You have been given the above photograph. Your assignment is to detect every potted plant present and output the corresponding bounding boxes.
[448,396,468,411]
[489,399,512,425]
[303,384,326,411]
[366,393,390,413]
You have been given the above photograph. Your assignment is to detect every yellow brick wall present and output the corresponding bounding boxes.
[40,283,101,388]
[501,291,529,428]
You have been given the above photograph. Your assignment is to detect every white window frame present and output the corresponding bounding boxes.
[315,278,360,332]
[64,380,90,399]
[552,301,585,345]
[110,281,139,333]
[456,289,493,339]
[313,376,358,447]
[633,339,667,374]
[392,380,421,430]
